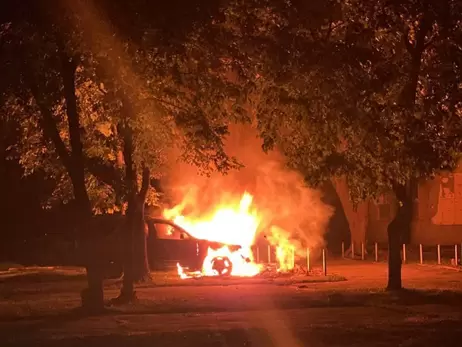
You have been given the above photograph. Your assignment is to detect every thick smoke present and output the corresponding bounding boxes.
[162,123,334,255]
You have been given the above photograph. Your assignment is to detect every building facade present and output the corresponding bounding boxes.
[367,164,462,246]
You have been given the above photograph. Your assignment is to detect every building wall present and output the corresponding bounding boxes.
[367,194,396,244]
[367,163,462,246]
[412,169,462,245]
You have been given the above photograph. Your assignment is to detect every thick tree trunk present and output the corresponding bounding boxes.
[385,16,431,291]
[387,183,413,291]
[29,53,104,312]
[132,167,151,282]
[114,118,151,304]
[386,216,402,290]
[116,121,138,303]
[60,55,104,312]
[119,203,136,302]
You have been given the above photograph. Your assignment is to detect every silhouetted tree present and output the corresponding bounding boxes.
[203,0,462,290]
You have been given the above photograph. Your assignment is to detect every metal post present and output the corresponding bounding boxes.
[419,244,423,264]
[361,242,365,261]
[437,244,441,265]
[268,245,271,263]
[256,246,260,263]
[455,244,459,267]
[291,246,296,269]
[322,249,327,276]
[306,248,311,272]
[341,242,345,258]
[351,242,355,259]
[402,244,406,263]
[375,242,378,262]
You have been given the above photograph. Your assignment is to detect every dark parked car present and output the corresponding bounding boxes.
[72,216,246,278]
[146,218,245,276]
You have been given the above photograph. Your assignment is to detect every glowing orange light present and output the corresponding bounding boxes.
[165,192,296,279]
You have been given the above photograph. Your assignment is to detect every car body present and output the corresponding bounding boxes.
[146,218,242,274]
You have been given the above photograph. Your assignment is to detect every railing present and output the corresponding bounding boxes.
[250,241,462,277]
[340,241,462,266]
[251,245,328,276]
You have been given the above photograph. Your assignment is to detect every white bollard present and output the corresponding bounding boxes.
[306,248,311,272]
[419,244,423,264]
[402,244,406,263]
[437,244,441,265]
[322,249,327,276]
[375,242,378,262]
[291,245,296,269]
[455,244,459,266]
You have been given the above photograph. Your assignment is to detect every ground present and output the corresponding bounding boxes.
[1,261,462,346]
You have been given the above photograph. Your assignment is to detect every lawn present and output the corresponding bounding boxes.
[1,262,461,346]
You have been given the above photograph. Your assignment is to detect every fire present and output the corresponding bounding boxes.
[164,191,297,279]
[166,192,258,246]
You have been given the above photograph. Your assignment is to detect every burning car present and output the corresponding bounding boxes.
[147,218,257,278]
[107,191,293,279]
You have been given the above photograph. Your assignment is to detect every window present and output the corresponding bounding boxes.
[153,222,190,240]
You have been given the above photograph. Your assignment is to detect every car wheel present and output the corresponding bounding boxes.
[211,256,233,276]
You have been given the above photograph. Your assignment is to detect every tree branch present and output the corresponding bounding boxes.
[403,26,415,54]
[423,33,436,50]
[414,15,432,55]
[85,156,124,189]
[323,15,335,42]
[29,84,72,172]
[139,165,150,201]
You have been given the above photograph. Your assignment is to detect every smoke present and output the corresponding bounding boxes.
[162,123,334,254]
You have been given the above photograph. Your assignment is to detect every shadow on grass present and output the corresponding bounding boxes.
[0,270,345,288]
[315,288,462,307]
[0,272,86,284]
[138,274,347,288]
[3,320,462,347]
[2,288,462,324]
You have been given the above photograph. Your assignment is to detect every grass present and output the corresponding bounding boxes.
[1,262,462,346]
[0,263,24,271]
[0,266,345,288]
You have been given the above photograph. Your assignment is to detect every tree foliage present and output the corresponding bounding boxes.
[0,0,252,306]
[0,0,245,212]
[207,0,462,204]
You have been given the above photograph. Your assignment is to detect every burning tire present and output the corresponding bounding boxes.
[210,256,233,276]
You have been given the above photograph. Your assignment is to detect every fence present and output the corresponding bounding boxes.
[251,245,328,276]
[251,241,462,277]
[340,241,462,266]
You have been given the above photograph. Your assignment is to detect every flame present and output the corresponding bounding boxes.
[165,192,296,279]
[165,192,258,246]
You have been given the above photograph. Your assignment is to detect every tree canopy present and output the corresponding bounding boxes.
[1,0,461,300]
[203,0,462,203]
[0,0,246,213]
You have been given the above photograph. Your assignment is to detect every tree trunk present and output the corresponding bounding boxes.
[386,216,402,290]
[60,54,105,312]
[331,177,369,256]
[28,52,104,312]
[132,166,151,282]
[385,16,431,292]
[119,202,135,302]
[116,120,138,303]
[387,183,413,291]
[114,119,151,304]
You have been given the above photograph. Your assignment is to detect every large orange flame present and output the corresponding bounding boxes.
[164,192,296,278]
